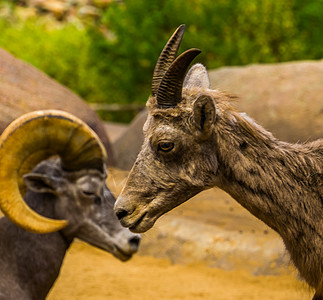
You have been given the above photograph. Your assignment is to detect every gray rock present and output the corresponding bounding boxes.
[209,60,323,143]
[113,109,147,170]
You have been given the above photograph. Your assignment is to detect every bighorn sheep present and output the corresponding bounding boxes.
[0,110,140,300]
[114,25,323,299]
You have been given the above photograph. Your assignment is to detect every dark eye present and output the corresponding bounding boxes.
[158,142,174,152]
[82,190,101,205]
[82,190,95,197]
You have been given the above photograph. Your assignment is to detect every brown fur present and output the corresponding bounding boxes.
[115,63,323,298]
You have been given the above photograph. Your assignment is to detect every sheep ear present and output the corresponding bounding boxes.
[184,63,210,90]
[23,173,59,194]
[193,95,216,139]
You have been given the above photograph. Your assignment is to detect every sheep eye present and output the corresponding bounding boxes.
[82,190,101,205]
[158,142,174,152]
[82,190,95,196]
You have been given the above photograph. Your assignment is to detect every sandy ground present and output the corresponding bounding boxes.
[46,168,313,300]
[47,241,311,300]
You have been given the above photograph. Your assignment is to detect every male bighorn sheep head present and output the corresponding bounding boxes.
[0,110,140,261]
[114,25,219,232]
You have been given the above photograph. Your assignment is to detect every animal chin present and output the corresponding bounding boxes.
[128,212,153,233]
[114,245,133,261]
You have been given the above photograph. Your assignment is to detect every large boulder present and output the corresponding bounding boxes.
[113,109,147,170]
[0,47,114,165]
[209,60,323,143]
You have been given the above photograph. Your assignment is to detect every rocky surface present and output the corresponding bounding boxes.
[112,109,147,170]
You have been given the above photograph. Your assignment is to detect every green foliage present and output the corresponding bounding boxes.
[100,0,303,69]
[0,0,323,122]
[0,12,105,103]
[293,0,323,59]
[89,0,323,108]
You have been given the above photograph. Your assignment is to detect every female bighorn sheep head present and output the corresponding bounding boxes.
[0,110,140,260]
[115,25,223,233]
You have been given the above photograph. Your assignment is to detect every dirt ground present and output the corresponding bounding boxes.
[46,168,313,300]
[47,241,311,300]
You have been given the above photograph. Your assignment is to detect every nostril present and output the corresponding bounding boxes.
[129,235,141,249]
[116,208,129,220]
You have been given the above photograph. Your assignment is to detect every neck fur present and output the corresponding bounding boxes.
[213,109,323,288]
[215,110,322,236]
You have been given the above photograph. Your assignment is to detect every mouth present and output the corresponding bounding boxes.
[128,212,147,231]
[122,211,155,233]
[114,245,134,262]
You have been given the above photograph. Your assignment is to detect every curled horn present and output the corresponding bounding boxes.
[151,24,186,96]
[0,110,107,234]
[157,48,201,108]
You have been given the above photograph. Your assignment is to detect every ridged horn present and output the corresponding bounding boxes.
[157,48,201,108]
[0,110,107,234]
[151,24,186,96]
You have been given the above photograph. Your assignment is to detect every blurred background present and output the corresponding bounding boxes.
[1,1,322,299]
[1,0,323,123]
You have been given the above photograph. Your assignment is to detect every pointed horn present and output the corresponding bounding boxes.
[157,48,201,108]
[0,110,107,234]
[151,24,186,96]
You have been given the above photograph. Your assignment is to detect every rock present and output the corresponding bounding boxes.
[0,47,115,165]
[103,122,128,144]
[140,215,288,275]
[209,60,323,143]
[113,109,148,170]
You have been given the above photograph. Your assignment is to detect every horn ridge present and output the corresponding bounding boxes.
[151,24,186,96]
[157,48,201,108]
[0,109,107,233]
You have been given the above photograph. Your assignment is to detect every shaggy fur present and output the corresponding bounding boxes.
[115,63,323,299]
